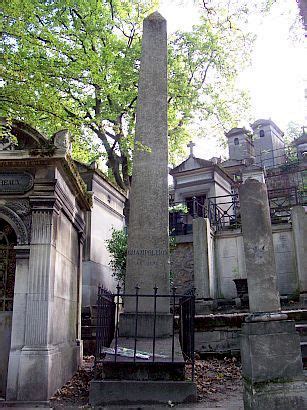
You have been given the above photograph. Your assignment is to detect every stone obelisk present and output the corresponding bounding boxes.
[89,14,197,405]
[120,12,171,336]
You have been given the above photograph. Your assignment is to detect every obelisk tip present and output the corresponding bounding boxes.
[146,11,166,22]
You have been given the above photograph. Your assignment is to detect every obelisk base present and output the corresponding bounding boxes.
[241,318,307,410]
[89,336,197,405]
[119,312,173,338]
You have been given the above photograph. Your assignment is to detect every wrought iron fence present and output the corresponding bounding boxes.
[207,194,240,231]
[268,187,303,223]
[169,197,206,236]
[94,285,195,380]
[95,287,116,351]
[255,145,300,170]
[169,186,306,234]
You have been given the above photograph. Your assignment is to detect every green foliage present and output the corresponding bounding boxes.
[1,0,255,188]
[169,203,188,213]
[284,121,302,144]
[106,227,177,285]
[105,228,128,284]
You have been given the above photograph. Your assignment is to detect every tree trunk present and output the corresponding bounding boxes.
[123,196,130,226]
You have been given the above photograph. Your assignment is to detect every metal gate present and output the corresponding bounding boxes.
[179,289,195,361]
[95,286,116,358]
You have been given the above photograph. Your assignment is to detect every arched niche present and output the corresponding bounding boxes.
[0,206,29,245]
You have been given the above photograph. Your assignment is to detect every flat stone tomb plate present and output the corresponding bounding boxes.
[103,336,185,364]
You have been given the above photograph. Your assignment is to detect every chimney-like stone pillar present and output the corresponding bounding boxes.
[239,179,280,313]
[239,179,306,409]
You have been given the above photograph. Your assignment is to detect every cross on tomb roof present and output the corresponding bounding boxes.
[187,140,195,157]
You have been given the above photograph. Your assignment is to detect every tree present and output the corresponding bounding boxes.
[1,0,254,201]
[106,228,127,285]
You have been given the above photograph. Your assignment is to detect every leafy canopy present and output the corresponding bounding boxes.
[1,0,254,191]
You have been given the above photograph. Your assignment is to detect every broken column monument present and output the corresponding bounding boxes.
[89,12,196,405]
[239,179,306,409]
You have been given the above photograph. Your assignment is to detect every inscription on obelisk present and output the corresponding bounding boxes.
[124,12,169,313]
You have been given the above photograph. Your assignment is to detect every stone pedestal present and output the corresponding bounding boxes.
[241,319,306,410]
[90,336,196,405]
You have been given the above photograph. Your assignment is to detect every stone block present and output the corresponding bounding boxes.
[102,361,185,381]
[241,320,303,383]
[119,312,173,338]
[241,319,306,409]
[243,380,307,410]
[89,380,197,405]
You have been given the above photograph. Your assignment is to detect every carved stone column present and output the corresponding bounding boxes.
[17,200,60,401]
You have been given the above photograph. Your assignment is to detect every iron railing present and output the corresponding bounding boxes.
[169,186,306,234]
[169,197,206,235]
[207,194,240,231]
[94,285,195,380]
[254,145,300,170]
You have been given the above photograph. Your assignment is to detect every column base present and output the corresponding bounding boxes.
[7,343,80,401]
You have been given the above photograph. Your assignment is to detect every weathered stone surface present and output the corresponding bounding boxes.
[89,380,197,405]
[240,320,306,409]
[241,320,303,382]
[119,312,173,338]
[239,179,280,313]
[171,242,194,293]
[193,218,210,299]
[102,336,185,380]
[243,380,307,410]
[124,11,169,313]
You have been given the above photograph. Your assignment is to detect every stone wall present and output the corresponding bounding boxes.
[174,223,299,300]
[82,171,125,305]
[216,224,298,299]
[194,309,307,355]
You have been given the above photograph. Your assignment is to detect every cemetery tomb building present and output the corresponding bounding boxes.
[0,118,126,402]
[170,120,307,305]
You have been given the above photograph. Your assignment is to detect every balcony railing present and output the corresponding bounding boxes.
[169,187,306,235]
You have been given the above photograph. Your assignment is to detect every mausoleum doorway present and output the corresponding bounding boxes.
[0,218,17,397]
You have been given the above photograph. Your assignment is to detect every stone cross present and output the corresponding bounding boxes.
[187,141,195,157]
[123,11,169,316]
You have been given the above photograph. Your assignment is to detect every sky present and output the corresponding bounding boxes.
[159,0,306,160]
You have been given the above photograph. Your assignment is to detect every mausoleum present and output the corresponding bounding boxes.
[0,118,126,401]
